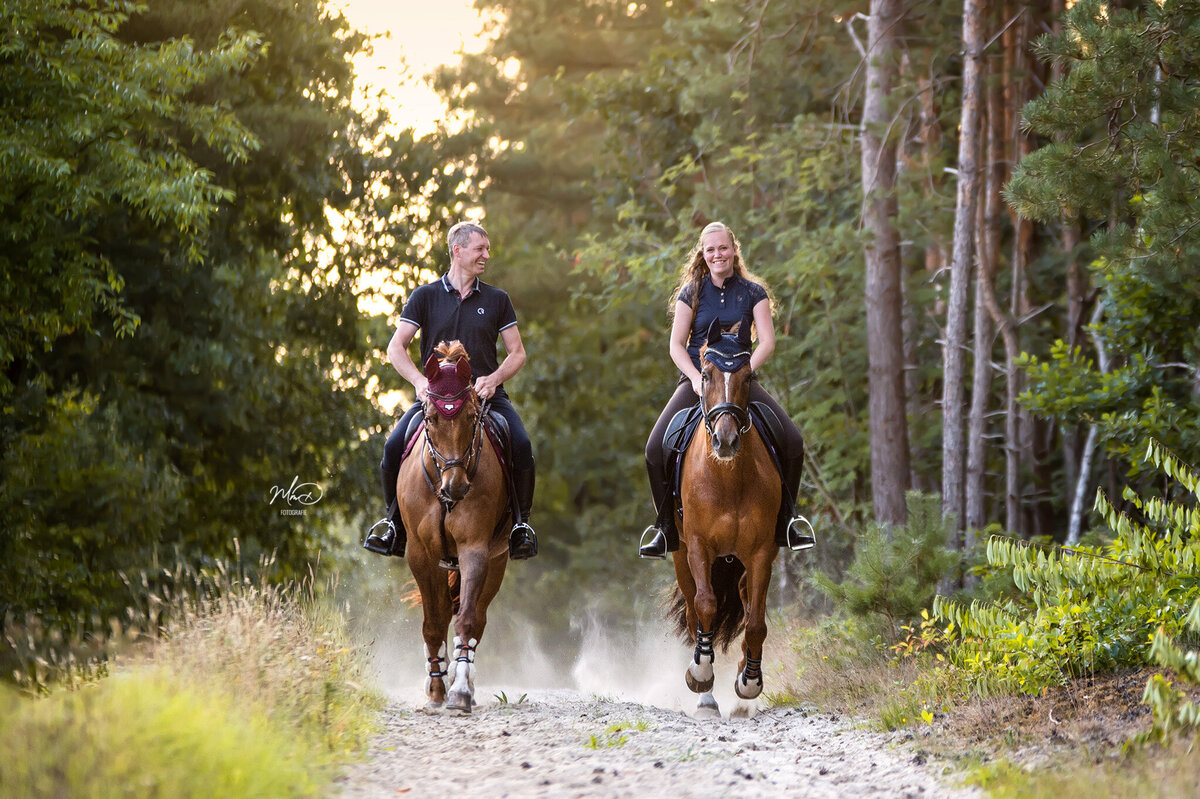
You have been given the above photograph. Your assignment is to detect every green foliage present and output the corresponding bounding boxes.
[0,0,454,628]
[935,440,1200,696]
[0,0,260,382]
[812,493,957,640]
[1141,597,1200,742]
[1011,0,1200,472]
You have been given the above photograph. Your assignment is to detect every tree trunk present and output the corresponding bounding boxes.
[1066,302,1109,544]
[860,0,911,527]
[966,52,1003,545]
[942,0,985,538]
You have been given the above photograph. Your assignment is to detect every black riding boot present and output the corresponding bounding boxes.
[363,459,406,557]
[509,466,538,560]
[776,453,815,551]
[638,456,677,559]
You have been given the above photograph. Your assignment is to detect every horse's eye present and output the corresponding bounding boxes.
[701,373,709,382]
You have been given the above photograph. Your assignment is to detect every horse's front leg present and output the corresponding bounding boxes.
[445,547,489,713]
[734,547,775,705]
[684,544,717,695]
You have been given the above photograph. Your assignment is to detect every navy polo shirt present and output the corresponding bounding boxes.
[678,274,769,371]
[399,274,518,380]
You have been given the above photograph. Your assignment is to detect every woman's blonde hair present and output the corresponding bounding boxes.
[670,221,773,317]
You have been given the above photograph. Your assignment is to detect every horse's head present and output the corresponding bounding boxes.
[422,342,483,503]
[698,319,753,460]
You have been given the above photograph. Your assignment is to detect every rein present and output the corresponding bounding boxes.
[421,390,489,511]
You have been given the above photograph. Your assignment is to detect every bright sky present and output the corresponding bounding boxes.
[330,0,489,135]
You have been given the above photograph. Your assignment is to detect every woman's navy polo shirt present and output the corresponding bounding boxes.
[678,274,769,371]
[399,274,518,380]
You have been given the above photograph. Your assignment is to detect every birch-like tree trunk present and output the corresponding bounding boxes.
[942,0,985,537]
[860,0,910,526]
[966,53,1002,540]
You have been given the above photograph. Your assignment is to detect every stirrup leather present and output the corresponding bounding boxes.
[638,525,667,560]
[785,514,817,551]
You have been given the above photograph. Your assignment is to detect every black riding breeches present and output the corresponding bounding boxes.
[643,377,805,513]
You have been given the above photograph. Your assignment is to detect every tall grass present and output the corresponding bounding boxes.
[0,559,381,798]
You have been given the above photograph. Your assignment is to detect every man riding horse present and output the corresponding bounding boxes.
[364,221,538,562]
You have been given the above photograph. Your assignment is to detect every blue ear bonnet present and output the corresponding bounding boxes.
[703,333,752,373]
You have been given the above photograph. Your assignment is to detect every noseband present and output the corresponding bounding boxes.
[422,385,487,509]
[702,395,752,438]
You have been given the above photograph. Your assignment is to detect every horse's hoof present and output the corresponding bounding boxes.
[734,677,764,700]
[685,670,714,693]
[445,691,472,713]
[694,692,720,719]
[421,701,443,713]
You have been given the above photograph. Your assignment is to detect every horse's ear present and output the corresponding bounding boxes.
[737,320,752,348]
[455,356,472,384]
[706,318,723,346]
[423,353,440,382]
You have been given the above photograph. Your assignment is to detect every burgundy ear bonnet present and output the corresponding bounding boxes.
[423,353,472,418]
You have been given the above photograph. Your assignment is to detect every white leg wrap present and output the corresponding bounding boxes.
[735,672,764,699]
[689,657,714,683]
[424,642,448,695]
[450,636,477,697]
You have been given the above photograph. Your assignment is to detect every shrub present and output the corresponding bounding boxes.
[934,440,1200,697]
[812,492,958,641]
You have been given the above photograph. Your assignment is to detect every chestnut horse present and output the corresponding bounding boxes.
[399,341,511,713]
[669,321,781,718]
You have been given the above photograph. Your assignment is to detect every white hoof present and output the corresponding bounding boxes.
[694,691,720,719]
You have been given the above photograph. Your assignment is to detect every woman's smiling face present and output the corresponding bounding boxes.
[702,229,735,282]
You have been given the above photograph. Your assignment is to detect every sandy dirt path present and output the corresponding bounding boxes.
[335,689,979,798]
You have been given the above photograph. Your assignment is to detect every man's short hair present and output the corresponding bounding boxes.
[447,222,488,257]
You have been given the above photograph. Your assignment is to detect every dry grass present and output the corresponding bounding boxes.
[0,561,381,797]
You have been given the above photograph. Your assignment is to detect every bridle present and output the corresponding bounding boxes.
[421,384,488,509]
[700,352,753,438]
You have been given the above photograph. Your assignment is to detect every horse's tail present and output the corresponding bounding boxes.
[448,570,461,616]
[668,557,746,653]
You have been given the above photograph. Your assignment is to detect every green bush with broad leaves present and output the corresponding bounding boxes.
[934,441,1200,707]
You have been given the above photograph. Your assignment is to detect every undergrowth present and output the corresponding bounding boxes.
[0,557,380,798]
[934,440,1200,742]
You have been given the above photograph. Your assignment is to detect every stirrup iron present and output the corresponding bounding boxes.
[638,525,667,560]
[362,517,397,555]
[786,514,816,551]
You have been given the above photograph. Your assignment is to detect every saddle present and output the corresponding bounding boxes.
[654,400,794,549]
[401,406,520,527]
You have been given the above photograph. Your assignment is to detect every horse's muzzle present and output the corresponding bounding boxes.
[440,470,471,502]
[710,427,742,460]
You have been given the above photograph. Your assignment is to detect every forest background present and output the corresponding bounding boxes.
[3,0,1199,663]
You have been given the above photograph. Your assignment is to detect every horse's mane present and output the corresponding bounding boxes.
[435,340,469,365]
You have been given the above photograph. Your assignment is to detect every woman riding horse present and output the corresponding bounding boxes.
[670,320,784,716]
[400,341,513,713]
[640,221,812,558]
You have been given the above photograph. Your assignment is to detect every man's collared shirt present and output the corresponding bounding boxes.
[400,274,518,381]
